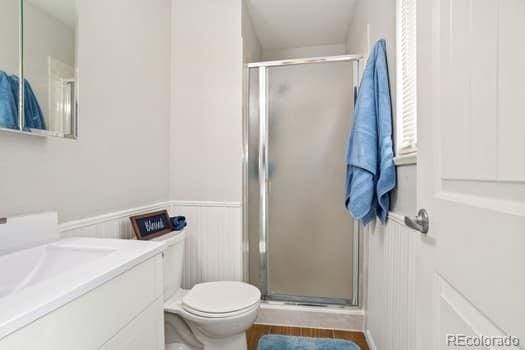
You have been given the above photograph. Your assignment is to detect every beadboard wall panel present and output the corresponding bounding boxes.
[59,201,243,290]
[170,202,242,289]
[365,215,417,350]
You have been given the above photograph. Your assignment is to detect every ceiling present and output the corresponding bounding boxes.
[26,0,77,28]
[247,0,357,49]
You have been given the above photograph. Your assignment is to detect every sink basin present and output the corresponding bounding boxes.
[0,245,114,298]
[0,237,166,340]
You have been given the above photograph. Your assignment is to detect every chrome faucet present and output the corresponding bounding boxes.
[0,217,6,224]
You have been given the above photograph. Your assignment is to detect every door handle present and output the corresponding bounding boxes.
[404,209,429,234]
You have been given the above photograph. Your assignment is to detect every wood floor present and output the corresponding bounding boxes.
[247,324,369,350]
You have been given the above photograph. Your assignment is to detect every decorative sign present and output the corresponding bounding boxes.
[130,210,173,240]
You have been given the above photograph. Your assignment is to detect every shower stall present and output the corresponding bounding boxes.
[244,55,362,307]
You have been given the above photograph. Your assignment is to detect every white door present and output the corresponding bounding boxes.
[417,0,524,349]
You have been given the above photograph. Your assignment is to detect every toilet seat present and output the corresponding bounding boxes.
[181,281,260,318]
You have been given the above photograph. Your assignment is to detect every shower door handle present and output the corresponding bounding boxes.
[259,144,268,182]
[404,209,430,234]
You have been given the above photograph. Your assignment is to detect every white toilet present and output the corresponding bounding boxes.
[154,231,260,350]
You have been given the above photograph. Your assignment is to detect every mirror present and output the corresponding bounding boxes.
[0,0,22,132]
[0,0,78,138]
[23,0,78,138]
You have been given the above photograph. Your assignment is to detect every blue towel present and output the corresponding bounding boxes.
[0,71,18,130]
[170,216,187,231]
[24,79,46,130]
[9,75,46,130]
[345,39,396,225]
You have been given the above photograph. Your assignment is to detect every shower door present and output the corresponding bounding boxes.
[246,58,360,306]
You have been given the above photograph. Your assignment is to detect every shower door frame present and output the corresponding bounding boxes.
[243,54,363,307]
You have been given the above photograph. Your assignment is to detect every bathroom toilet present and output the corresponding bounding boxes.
[154,231,260,350]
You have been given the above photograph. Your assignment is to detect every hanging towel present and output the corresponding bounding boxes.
[345,39,396,225]
[8,75,46,130]
[24,80,46,130]
[0,71,18,130]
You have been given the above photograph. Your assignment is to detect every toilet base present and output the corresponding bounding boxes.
[166,334,247,350]
[164,288,257,350]
[166,342,198,350]
[196,332,247,350]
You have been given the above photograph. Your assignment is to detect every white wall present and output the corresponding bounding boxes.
[262,43,347,61]
[0,0,171,222]
[346,1,419,348]
[242,0,261,63]
[346,0,396,98]
[169,2,244,287]
[170,0,243,203]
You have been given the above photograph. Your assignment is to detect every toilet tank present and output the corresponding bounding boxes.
[152,231,186,300]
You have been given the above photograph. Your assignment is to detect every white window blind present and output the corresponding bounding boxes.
[396,0,417,155]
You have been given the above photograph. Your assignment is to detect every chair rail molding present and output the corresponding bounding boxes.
[59,202,172,234]
[170,200,241,208]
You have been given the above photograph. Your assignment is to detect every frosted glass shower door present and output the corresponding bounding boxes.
[265,61,356,303]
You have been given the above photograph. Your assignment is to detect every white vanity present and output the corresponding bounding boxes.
[0,213,166,350]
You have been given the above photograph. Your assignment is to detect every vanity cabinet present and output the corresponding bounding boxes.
[101,298,164,350]
[0,254,164,350]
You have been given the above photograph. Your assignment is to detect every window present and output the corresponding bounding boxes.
[396,0,417,159]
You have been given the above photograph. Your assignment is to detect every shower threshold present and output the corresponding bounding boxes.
[264,294,354,308]
[256,300,365,330]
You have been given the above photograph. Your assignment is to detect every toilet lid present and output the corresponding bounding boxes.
[182,281,261,315]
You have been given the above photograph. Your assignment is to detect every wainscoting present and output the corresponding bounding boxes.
[59,202,171,240]
[59,201,243,289]
[171,201,242,288]
[58,201,422,350]
[364,214,417,350]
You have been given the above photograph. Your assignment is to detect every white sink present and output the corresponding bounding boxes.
[0,244,114,298]
[0,237,166,340]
